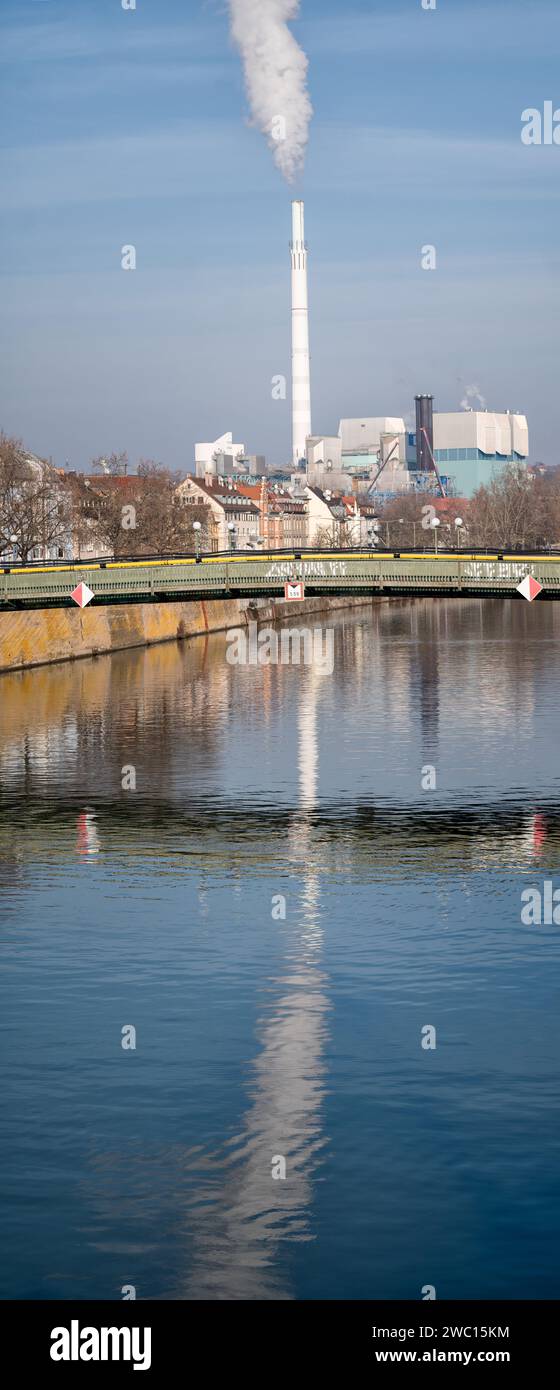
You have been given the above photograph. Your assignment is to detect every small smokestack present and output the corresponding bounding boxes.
[291,200,311,466]
[415,394,434,471]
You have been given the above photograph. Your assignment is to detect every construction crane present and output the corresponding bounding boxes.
[369,438,400,489]
[369,430,446,499]
[419,427,447,498]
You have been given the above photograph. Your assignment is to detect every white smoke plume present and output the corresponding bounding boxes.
[227,0,313,182]
[461,384,486,411]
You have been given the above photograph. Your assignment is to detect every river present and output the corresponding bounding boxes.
[1,597,559,1300]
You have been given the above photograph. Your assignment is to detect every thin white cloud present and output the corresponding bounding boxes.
[302,1,560,59]
[3,121,558,212]
[0,18,220,64]
[1,125,254,211]
[309,122,560,200]
[4,60,230,105]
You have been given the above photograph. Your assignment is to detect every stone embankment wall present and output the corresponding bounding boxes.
[0,595,375,675]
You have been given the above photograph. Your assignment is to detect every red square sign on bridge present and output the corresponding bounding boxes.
[284,579,305,601]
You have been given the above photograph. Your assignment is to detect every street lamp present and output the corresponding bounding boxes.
[454,516,463,550]
[227,520,237,552]
[430,516,441,554]
[192,519,202,560]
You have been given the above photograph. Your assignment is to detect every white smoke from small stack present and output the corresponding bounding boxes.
[227,0,313,182]
[461,384,486,411]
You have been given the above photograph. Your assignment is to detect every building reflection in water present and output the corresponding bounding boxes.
[415,618,440,756]
[76,810,100,857]
[4,601,560,1298]
[182,664,330,1300]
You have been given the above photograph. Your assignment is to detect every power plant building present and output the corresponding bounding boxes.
[304,435,352,492]
[338,409,529,498]
[306,435,342,471]
[195,432,246,479]
[339,417,407,465]
[431,411,529,497]
[284,203,530,501]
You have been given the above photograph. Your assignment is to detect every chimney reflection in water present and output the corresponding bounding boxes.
[184,665,329,1300]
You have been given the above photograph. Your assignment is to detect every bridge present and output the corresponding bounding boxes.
[1,548,559,611]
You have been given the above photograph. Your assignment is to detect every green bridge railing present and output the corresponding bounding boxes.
[1,550,559,611]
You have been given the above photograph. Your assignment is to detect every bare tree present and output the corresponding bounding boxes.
[0,434,70,561]
[377,494,437,548]
[135,463,208,555]
[62,474,105,559]
[86,479,142,557]
[377,467,560,551]
[91,451,129,477]
[312,521,342,548]
[87,464,210,558]
[467,465,557,549]
[538,468,560,546]
[136,459,164,479]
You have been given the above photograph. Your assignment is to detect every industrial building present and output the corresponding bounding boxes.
[339,417,407,466]
[402,403,529,498]
[285,203,530,502]
[304,403,530,501]
[194,432,265,480]
[431,410,529,497]
[194,204,530,516]
[306,435,342,473]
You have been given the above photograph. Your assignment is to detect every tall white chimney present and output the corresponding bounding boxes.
[290,200,311,467]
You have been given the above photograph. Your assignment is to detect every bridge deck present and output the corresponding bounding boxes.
[1,550,559,610]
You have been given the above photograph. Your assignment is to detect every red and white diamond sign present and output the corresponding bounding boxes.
[516,575,542,602]
[71,581,94,608]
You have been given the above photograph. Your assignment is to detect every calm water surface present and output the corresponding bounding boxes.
[1,598,560,1300]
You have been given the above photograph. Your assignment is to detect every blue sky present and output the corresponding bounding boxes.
[0,0,559,469]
